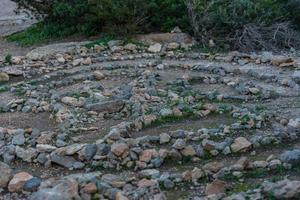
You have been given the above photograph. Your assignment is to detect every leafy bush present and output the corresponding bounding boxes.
[12,0,189,36]
[10,0,300,50]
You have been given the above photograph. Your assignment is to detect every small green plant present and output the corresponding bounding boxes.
[0,85,9,93]
[4,54,12,64]
[85,35,115,48]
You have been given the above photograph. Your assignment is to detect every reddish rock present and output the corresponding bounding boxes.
[137,178,156,188]
[8,172,33,193]
[111,143,129,157]
[203,161,224,173]
[139,150,152,163]
[83,182,97,194]
[181,145,196,157]
[205,180,226,195]
[231,137,252,153]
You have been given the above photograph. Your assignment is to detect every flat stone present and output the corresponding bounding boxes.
[231,137,252,153]
[139,169,160,179]
[50,153,85,169]
[55,143,86,156]
[85,100,125,113]
[36,144,57,152]
[29,179,80,200]
[203,161,224,173]
[61,96,84,107]
[147,43,162,53]
[205,180,226,195]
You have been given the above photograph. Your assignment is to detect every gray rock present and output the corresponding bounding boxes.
[85,100,125,113]
[0,161,13,188]
[56,139,66,147]
[160,108,173,117]
[159,133,171,144]
[151,158,164,168]
[108,40,124,49]
[148,43,162,53]
[12,129,25,145]
[21,106,32,113]
[2,145,16,163]
[170,130,186,138]
[23,177,41,192]
[172,139,186,150]
[288,118,300,129]
[280,149,300,165]
[15,146,38,162]
[262,179,300,199]
[292,71,300,84]
[50,153,85,169]
[37,153,48,164]
[78,144,97,161]
[29,179,80,200]
[65,172,102,184]
[139,169,160,179]
[195,145,204,157]
[163,179,174,189]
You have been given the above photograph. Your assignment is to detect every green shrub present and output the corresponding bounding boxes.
[10,0,300,50]
[186,0,300,50]
[4,54,12,64]
[12,0,189,38]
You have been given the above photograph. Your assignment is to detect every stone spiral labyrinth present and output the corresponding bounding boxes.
[0,39,300,200]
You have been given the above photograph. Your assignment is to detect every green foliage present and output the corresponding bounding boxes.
[187,0,300,50]
[188,0,292,34]
[4,54,12,64]
[10,0,300,50]
[7,22,77,46]
[84,35,115,48]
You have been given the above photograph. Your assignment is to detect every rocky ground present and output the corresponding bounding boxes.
[0,0,36,37]
[0,32,300,200]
